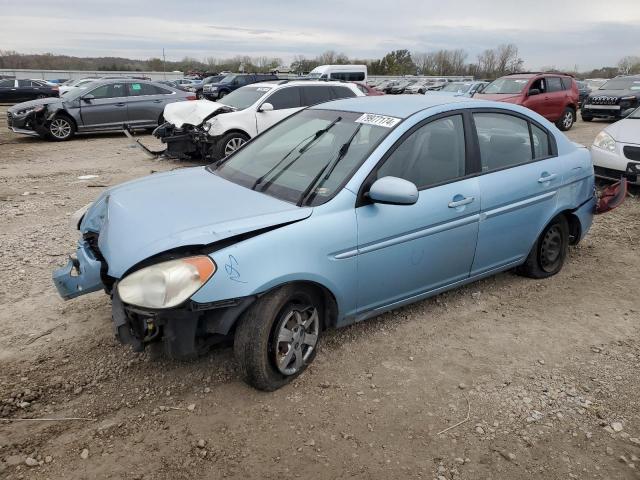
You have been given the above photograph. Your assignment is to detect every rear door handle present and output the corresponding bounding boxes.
[153,99,163,103]
[538,173,558,183]
[115,103,126,107]
[448,196,475,208]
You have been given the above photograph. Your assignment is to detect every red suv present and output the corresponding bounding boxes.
[475,73,580,131]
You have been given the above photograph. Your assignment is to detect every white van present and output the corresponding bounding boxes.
[307,65,367,82]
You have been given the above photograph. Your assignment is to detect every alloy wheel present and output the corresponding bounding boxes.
[540,225,562,272]
[562,111,574,129]
[224,137,246,156]
[273,305,319,376]
[50,118,72,139]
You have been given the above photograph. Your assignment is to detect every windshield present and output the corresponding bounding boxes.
[442,82,472,93]
[213,109,394,205]
[600,78,640,91]
[482,78,529,94]
[218,86,272,110]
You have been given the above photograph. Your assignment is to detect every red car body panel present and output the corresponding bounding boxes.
[475,74,579,123]
[352,82,384,96]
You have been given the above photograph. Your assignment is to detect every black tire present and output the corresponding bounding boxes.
[234,285,323,391]
[556,107,575,131]
[581,114,593,122]
[218,90,227,99]
[47,114,75,141]
[196,91,204,99]
[516,215,569,279]
[214,131,250,160]
[36,94,46,99]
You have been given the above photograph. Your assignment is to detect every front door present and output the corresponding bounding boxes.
[256,86,304,134]
[470,111,561,275]
[79,83,128,130]
[356,114,480,313]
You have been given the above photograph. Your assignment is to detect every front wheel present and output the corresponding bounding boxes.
[234,285,323,391]
[196,91,204,99]
[516,215,569,279]
[47,115,75,141]
[581,113,593,122]
[556,108,575,131]
[215,131,249,160]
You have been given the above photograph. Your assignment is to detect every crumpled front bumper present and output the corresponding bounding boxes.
[52,240,104,299]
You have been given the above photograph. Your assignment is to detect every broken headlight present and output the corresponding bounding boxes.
[593,131,616,152]
[118,256,216,309]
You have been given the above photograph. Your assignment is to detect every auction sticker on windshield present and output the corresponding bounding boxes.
[355,113,401,128]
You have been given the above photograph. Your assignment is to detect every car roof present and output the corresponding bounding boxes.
[310,95,469,118]
[255,80,357,89]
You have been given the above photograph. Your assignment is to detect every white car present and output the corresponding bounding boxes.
[157,80,363,160]
[591,107,640,184]
[59,77,101,96]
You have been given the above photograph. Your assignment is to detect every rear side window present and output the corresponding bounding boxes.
[266,87,302,110]
[546,77,564,92]
[88,83,126,99]
[331,86,357,99]
[330,72,365,81]
[0,79,14,87]
[377,115,466,188]
[531,124,551,158]
[17,79,32,87]
[302,86,333,105]
[474,113,532,171]
[127,83,171,96]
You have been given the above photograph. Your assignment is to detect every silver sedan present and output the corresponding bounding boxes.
[7,79,196,141]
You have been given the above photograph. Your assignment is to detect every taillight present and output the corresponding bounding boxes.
[52,86,59,91]
[187,95,196,100]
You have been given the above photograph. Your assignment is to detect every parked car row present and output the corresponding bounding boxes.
[0,78,60,102]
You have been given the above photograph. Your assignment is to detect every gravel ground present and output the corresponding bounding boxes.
[0,105,639,480]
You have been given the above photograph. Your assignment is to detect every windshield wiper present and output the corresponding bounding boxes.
[297,123,362,206]
[250,116,342,191]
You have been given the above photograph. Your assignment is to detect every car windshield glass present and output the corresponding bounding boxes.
[212,110,393,205]
[203,76,221,84]
[482,78,529,94]
[600,78,640,91]
[442,83,471,93]
[217,86,272,110]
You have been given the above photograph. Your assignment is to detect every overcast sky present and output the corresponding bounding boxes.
[2,0,640,70]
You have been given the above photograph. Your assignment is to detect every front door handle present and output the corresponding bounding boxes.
[538,173,558,183]
[115,103,126,107]
[153,99,163,103]
[448,196,475,208]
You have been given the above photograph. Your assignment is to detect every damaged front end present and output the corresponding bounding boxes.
[151,101,234,161]
[7,103,54,138]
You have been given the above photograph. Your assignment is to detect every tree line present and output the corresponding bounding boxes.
[0,47,636,79]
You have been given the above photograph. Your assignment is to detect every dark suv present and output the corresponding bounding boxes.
[475,72,580,131]
[581,75,640,121]
[203,74,279,100]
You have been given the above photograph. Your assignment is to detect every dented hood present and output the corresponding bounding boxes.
[82,167,311,277]
[163,99,229,127]
[605,117,640,145]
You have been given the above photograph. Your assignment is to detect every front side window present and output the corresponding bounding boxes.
[377,115,466,188]
[88,83,126,99]
[265,87,302,110]
[474,113,533,171]
[302,86,333,105]
[213,110,392,205]
[17,79,32,87]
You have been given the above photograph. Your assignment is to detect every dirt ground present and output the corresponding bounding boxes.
[0,105,639,480]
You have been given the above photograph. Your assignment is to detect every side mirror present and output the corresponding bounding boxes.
[259,102,274,112]
[368,176,418,205]
[528,88,540,96]
[82,94,95,103]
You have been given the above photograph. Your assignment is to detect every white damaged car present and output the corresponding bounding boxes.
[591,106,640,184]
[155,80,363,161]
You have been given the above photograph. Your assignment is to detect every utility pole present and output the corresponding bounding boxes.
[163,48,166,79]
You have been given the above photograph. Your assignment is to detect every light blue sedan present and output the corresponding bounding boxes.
[53,95,595,390]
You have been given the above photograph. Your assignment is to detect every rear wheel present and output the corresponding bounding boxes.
[516,216,569,279]
[234,285,322,391]
[556,108,575,131]
[47,115,75,141]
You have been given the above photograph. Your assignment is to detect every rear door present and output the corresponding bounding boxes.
[544,76,566,121]
[15,79,38,102]
[79,82,128,130]
[126,82,175,128]
[256,86,304,133]
[0,79,17,102]
[470,110,560,275]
